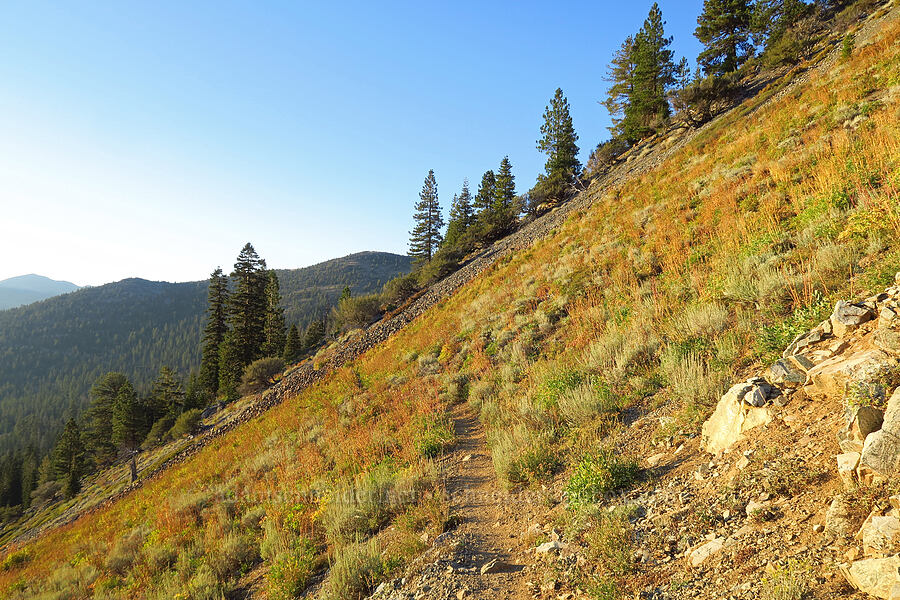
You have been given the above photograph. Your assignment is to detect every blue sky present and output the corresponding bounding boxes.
[0,1,703,286]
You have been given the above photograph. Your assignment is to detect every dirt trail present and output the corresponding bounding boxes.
[373,403,538,600]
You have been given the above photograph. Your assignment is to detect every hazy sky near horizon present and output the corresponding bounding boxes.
[1,1,703,287]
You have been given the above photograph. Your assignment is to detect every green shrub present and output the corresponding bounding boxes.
[105,527,147,575]
[761,559,809,600]
[413,414,454,458]
[585,507,635,576]
[1,548,31,571]
[659,349,728,409]
[187,563,223,600]
[269,539,319,600]
[335,294,383,331]
[840,33,855,60]
[210,531,259,580]
[382,273,419,308]
[324,465,433,544]
[240,356,285,394]
[168,409,203,439]
[143,414,176,449]
[558,380,621,427]
[491,425,560,487]
[566,450,640,507]
[327,538,385,600]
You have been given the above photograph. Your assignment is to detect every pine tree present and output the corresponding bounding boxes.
[149,366,184,419]
[199,267,229,399]
[622,3,677,141]
[443,180,474,249]
[751,0,813,63]
[52,419,85,499]
[408,170,444,262]
[85,372,130,464]
[695,0,754,76]
[473,171,495,215]
[183,371,206,413]
[491,157,518,237]
[262,271,286,357]
[218,243,268,395]
[303,319,326,350]
[283,324,302,363]
[603,35,637,138]
[534,88,581,202]
[112,380,144,454]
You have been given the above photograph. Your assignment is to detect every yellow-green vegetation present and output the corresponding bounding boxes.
[2,14,900,600]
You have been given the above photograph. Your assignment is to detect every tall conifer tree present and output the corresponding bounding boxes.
[622,3,676,141]
[534,88,581,201]
[604,36,637,138]
[695,0,754,75]
[85,372,130,465]
[199,267,229,398]
[283,324,302,363]
[491,156,518,237]
[262,271,286,357]
[218,244,268,395]
[443,180,474,249]
[52,419,84,499]
[408,170,444,262]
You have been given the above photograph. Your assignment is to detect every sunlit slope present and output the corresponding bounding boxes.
[2,12,899,599]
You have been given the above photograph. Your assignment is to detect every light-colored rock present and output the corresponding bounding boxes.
[783,328,826,358]
[536,540,565,554]
[480,559,509,574]
[768,356,811,387]
[876,329,900,356]
[861,516,900,557]
[689,537,724,567]
[861,387,900,474]
[701,383,773,454]
[746,499,768,518]
[860,429,900,475]
[839,406,885,453]
[646,453,666,467]
[806,349,898,401]
[880,307,898,330]
[826,497,853,536]
[837,452,861,489]
[831,300,875,337]
[841,555,900,598]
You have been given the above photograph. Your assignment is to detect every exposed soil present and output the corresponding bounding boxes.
[371,402,540,600]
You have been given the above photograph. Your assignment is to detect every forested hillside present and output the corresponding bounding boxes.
[0,251,411,454]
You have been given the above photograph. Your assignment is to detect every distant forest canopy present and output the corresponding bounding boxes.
[0,251,412,456]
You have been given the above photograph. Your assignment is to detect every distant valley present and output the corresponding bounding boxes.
[0,251,412,454]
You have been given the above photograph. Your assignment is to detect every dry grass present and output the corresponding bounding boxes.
[3,15,900,599]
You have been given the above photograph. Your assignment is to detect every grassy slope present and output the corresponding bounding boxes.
[2,9,899,599]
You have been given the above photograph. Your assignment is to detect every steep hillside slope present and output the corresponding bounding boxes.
[0,251,411,454]
[1,4,898,600]
[0,275,80,310]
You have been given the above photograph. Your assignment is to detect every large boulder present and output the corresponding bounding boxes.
[768,355,813,388]
[701,382,773,454]
[831,300,875,338]
[861,387,900,475]
[838,405,885,453]
[875,328,900,356]
[841,555,900,599]
[806,349,898,401]
[861,516,900,558]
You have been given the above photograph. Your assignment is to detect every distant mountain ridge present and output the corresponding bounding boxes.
[0,274,80,310]
[0,251,412,454]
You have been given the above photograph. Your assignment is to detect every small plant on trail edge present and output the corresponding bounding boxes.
[414,414,454,458]
[760,559,809,600]
[268,539,318,600]
[565,450,640,508]
[840,33,855,60]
